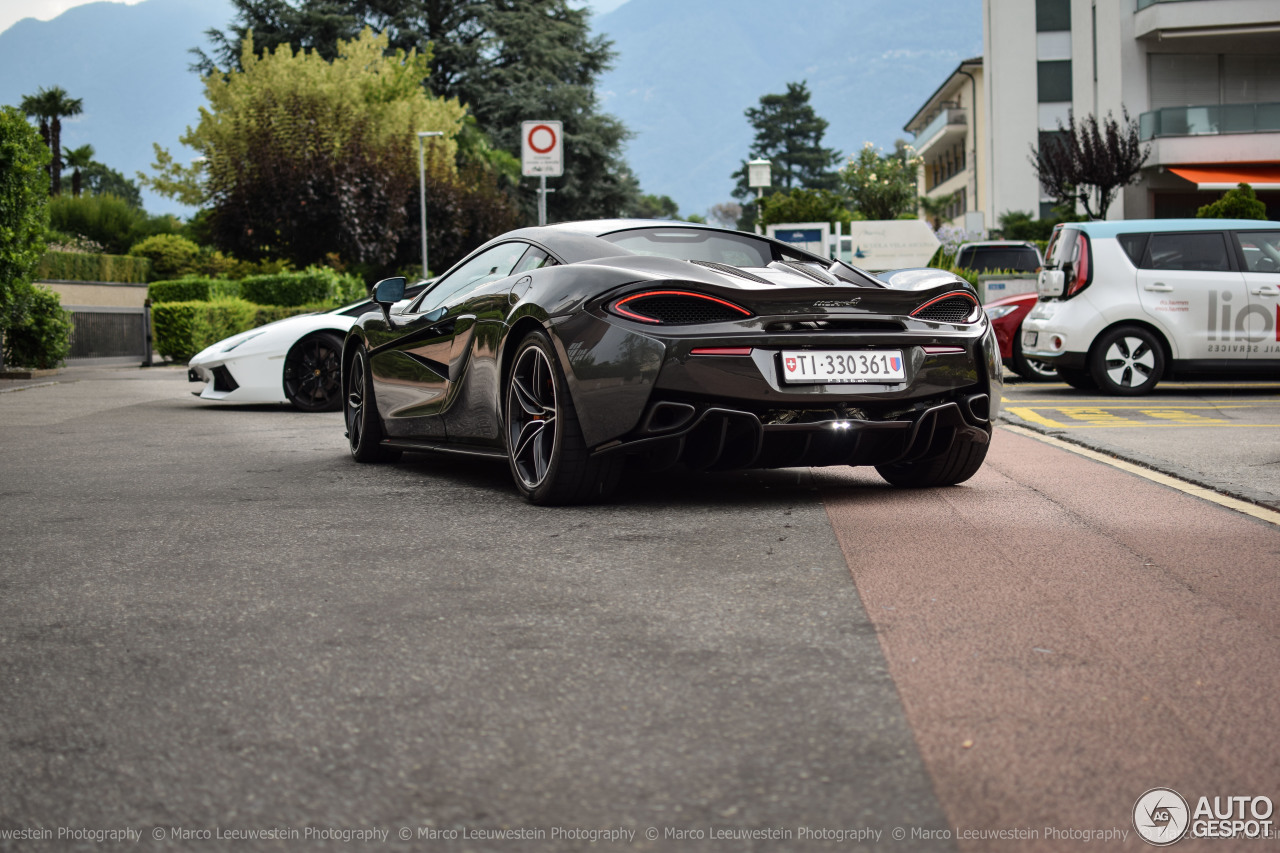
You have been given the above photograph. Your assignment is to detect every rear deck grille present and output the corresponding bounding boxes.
[912,294,978,323]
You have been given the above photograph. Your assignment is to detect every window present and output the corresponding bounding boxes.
[1038,60,1073,103]
[1234,232,1280,273]
[1036,0,1070,32]
[600,227,774,268]
[413,241,530,314]
[1143,233,1231,272]
[1116,234,1150,267]
[513,247,556,274]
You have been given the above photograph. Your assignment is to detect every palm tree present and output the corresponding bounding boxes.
[64,144,95,198]
[919,191,959,230]
[19,86,83,195]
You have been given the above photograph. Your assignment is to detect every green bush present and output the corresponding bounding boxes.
[47,194,182,255]
[36,251,150,283]
[151,298,337,361]
[239,266,365,306]
[148,277,242,303]
[3,284,71,369]
[129,234,202,280]
[1198,183,1267,220]
[1,105,50,335]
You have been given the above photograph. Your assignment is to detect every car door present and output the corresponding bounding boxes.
[371,241,530,437]
[1135,231,1246,361]
[1231,229,1280,361]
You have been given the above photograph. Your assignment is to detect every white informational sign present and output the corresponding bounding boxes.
[521,121,563,177]
[767,220,941,272]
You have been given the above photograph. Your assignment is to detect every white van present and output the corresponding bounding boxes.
[1021,218,1280,394]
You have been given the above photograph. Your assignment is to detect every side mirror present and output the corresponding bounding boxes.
[373,276,407,305]
[372,276,407,327]
[1038,269,1065,298]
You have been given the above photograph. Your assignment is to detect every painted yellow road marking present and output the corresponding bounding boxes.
[1001,400,1266,428]
[999,424,1280,527]
[1004,407,1066,428]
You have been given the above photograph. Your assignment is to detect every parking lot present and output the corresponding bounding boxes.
[2,364,1278,850]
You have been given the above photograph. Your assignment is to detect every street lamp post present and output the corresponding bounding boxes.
[747,158,772,235]
[417,131,444,279]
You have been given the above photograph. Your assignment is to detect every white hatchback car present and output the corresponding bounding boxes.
[1022,218,1280,394]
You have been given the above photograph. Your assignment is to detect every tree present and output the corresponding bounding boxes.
[735,82,840,196]
[1197,183,1267,220]
[919,191,958,230]
[19,86,83,196]
[0,107,55,369]
[197,0,639,224]
[708,202,741,229]
[840,141,922,221]
[626,193,680,220]
[63,144,94,198]
[1031,109,1149,220]
[82,161,143,208]
[759,188,851,228]
[144,29,471,272]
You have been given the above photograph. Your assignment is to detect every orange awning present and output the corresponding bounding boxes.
[1168,164,1280,191]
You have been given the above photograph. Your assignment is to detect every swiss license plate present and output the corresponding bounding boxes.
[780,350,906,384]
[1023,330,1039,347]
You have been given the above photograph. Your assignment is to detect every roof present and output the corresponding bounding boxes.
[1065,218,1280,238]
[903,57,983,133]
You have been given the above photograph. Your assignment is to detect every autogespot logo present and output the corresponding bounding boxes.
[1134,788,1190,846]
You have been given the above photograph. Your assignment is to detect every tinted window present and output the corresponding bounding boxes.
[415,242,529,314]
[1235,231,1280,273]
[956,246,1041,273]
[1048,227,1081,268]
[600,227,774,267]
[1143,233,1231,272]
[513,247,557,274]
[1116,233,1149,267]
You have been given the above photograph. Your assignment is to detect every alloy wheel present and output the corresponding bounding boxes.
[507,344,559,489]
[1102,335,1157,389]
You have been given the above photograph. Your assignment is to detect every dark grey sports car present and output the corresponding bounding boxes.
[343,220,1001,504]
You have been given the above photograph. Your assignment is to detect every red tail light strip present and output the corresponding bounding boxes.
[922,346,965,354]
[909,291,980,319]
[612,290,753,324]
[690,347,753,356]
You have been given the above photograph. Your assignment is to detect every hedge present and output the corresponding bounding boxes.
[152,298,338,361]
[238,266,365,307]
[148,277,242,303]
[36,251,150,284]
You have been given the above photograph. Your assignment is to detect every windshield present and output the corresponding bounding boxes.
[956,246,1041,273]
[599,227,774,267]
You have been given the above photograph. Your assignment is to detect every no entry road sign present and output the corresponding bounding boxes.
[521,121,563,177]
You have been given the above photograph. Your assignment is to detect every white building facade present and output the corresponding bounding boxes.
[973,0,1280,223]
[903,58,986,231]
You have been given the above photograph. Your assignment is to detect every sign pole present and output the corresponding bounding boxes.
[521,120,563,227]
[539,175,547,226]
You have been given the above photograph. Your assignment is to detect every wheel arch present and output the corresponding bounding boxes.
[499,315,553,418]
[1086,318,1173,366]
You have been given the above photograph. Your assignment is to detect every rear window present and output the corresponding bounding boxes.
[600,227,774,267]
[1143,232,1231,272]
[955,245,1041,273]
[1048,227,1082,268]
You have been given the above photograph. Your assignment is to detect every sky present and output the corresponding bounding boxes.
[0,0,626,35]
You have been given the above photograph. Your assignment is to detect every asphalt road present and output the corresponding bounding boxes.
[2,364,1278,851]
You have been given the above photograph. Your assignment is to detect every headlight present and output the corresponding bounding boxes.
[222,330,266,352]
[984,305,1019,320]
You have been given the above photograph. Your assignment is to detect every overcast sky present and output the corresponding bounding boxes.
[0,0,626,37]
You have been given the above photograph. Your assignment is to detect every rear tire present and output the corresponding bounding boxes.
[284,331,344,412]
[1056,366,1097,390]
[875,437,989,488]
[1089,325,1164,396]
[1011,331,1058,382]
[346,347,401,463]
[504,330,622,505]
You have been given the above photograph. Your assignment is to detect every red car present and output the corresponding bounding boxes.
[984,291,1058,381]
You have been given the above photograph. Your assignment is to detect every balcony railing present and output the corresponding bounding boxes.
[1136,0,1208,10]
[1139,102,1280,139]
[914,108,966,149]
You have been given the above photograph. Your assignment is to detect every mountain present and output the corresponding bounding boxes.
[0,0,982,221]
[593,0,983,218]
[0,0,233,216]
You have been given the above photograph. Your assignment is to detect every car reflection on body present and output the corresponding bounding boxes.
[187,282,428,411]
[343,220,1002,505]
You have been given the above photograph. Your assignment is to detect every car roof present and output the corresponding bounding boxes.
[957,241,1038,249]
[1061,219,1279,239]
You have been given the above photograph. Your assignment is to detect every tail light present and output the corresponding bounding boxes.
[1065,231,1092,298]
[608,290,753,325]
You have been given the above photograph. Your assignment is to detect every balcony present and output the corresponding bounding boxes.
[912,108,967,158]
[1140,102,1280,139]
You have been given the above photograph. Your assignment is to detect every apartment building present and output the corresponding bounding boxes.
[909,0,1280,228]
[903,58,986,231]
